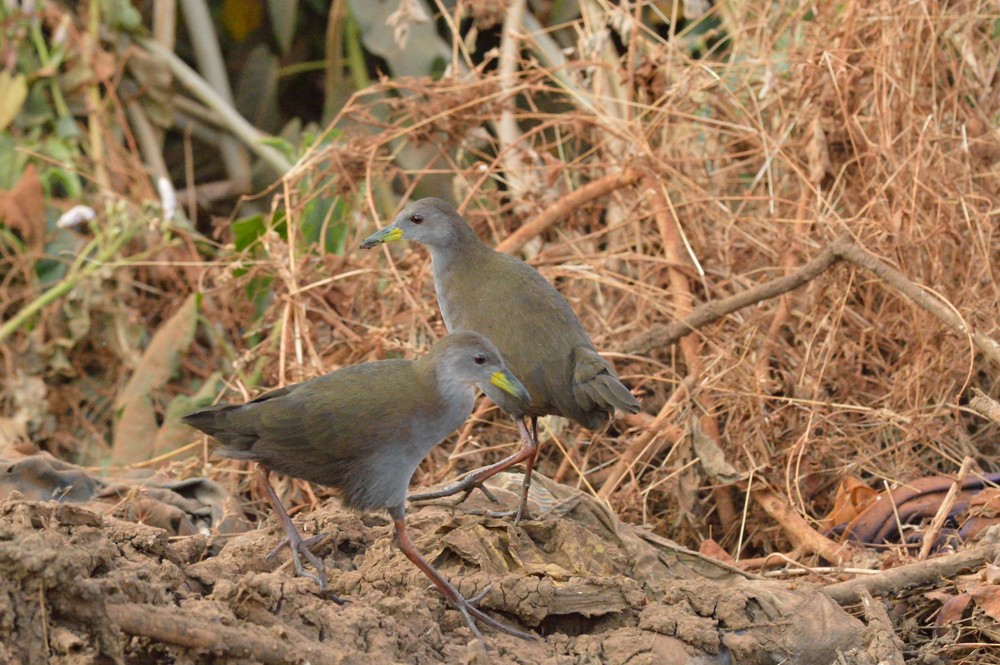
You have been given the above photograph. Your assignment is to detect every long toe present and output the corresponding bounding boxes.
[289,545,328,591]
[267,531,329,560]
[409,478,500,504]
[458,600,535,642]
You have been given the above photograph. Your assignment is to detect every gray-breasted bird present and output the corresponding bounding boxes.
[362,198,640,524]
[182,331,533,643]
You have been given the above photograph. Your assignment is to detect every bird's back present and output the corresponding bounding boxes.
[183,361,467,511]
[435,247,638,427]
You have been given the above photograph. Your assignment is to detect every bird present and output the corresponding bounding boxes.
[182,331,534,643]
[361,197,641,524]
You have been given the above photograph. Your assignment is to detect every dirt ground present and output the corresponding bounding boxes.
[1,463,921,664]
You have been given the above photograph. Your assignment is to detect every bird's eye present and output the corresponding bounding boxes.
[474,353,486,365]
[411,213,424,224]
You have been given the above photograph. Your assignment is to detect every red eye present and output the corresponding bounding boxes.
[411,213,424,224]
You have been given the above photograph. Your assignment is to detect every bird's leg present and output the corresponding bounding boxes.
[408,416,537,506]
[478,418,539,524]
[390,506,534,647]
[257,466,342,601]
[512,417,540,526]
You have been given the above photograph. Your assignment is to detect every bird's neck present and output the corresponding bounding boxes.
[427,234,490,276]
[417,361,476,426]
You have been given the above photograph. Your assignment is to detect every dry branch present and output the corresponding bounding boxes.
[105,603,338,665]
[496,168,641,254]
[619,236,851,355]
[969,388,1000,426]
[619,237,1000,370]
[753,488,854,566]
[821,539,1000,605]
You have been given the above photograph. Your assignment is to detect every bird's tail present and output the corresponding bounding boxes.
[572,347,641,419]
[181,404,237,437]
[584,373,641,414]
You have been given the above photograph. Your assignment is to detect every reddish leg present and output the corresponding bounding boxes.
[257,466,342,602]
[389,505,533,646]
[409,417,538,512]
[511,417,541,526]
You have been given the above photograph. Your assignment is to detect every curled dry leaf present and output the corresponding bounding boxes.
[111,294,200,465]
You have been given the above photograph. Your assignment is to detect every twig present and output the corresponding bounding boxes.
[834,243,1000,365]
[754,488,853,566]
[597,387,686,500]
[620,236,1000,369]
[857,588,906,665]
[619,236,850,355]
[918,456,975,559]
[821,540,1000,605]
[105,602,339,665]
[496,168,641,254]
[968,388,1000,426]
[643,177,736,526]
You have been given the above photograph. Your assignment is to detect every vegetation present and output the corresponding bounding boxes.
[1,1,999,659]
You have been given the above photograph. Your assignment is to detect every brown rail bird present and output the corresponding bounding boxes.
[361,198,641,524]
[182,331,533,643]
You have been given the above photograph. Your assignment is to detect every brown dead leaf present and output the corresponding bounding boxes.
[692,420,740,484]
[698,538,736,565]
[0,164,46,253]
[933,592,971,634]
[821,476,878,529]
[111,294,200,465]
[969,488,1000,517]
[968,585,1000,622]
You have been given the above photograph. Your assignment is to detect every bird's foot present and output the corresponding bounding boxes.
[446,584,535,644]
[468,500,532,527]
[268,531,346,603]
[409,478,500,505]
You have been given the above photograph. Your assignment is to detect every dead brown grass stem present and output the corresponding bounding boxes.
[643,175,738,526]
[495,167,642,254]
[597,386,686,501]
[917,456,976,560]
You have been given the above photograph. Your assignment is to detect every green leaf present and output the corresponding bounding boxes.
[301,196,349,254]
[259,136,299,163]
[232,214,266,252]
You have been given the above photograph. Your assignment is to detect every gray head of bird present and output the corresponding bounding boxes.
[430,331,530,403]
[360,198,478,250]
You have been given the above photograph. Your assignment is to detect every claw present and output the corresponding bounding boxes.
[451,586,535,642]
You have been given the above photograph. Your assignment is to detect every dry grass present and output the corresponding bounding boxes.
[3,0,1000,658]
[228,0,1000,553]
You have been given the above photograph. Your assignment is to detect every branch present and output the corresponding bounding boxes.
[821,540,1000,604]
[619,236,850,355]
[496,167,641,254]
[105,603,339,665]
